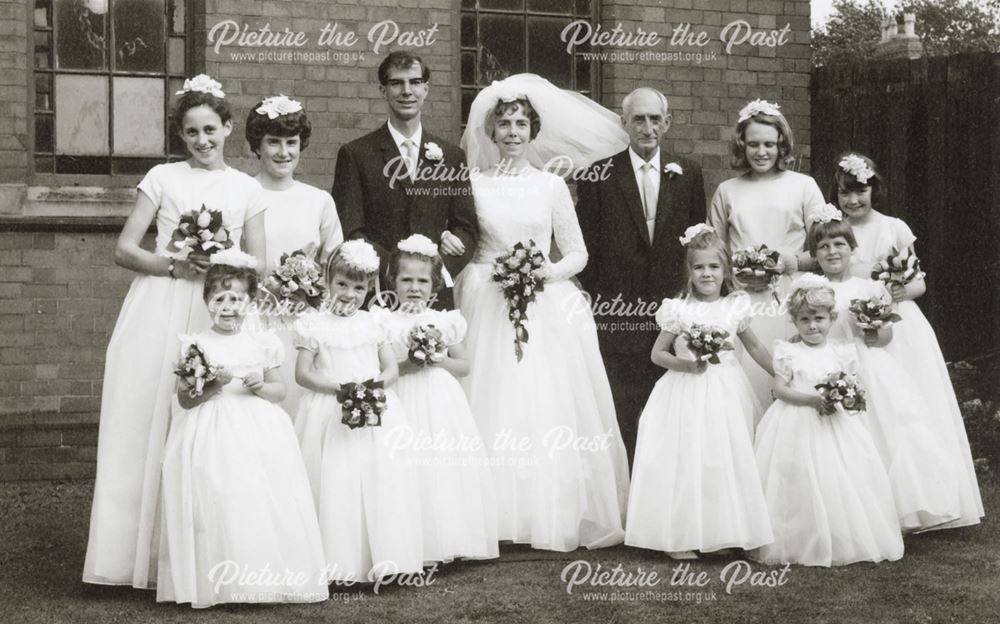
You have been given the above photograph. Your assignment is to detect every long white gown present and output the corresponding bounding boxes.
[84,162,263,588]
[849,214,983,529]
[454,168,630,552]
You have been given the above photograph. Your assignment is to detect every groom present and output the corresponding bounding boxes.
[332,51,477,307]
[576,87,706,468]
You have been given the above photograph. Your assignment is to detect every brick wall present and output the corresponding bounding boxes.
[0,0,28,184]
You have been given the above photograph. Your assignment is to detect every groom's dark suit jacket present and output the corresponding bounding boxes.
[331,123,478,281]
[576,149,706,357]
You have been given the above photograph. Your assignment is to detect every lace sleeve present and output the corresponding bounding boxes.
[547,175,588,282]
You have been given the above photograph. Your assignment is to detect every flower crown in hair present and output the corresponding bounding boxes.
[790,273,830,292]
[176,74,225,99]
[491,80,527,104]
[397,234,439,258]
[337,240,380,274]
[812,204,844,224]
[209,248,258,270]
[678,223,715,246]
[256,94,302,119]
[838,154,875,185]
[737,99,781,123]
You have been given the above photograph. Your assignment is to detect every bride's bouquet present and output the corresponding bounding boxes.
[260,248,326,314]
[814,371,866,416]
[174,342,220,398]
[681,324,734,365]
[168,204,233,260]
[871,246,925,287]
[848,296,902,340]
[407,324,447,365]
[731,244,782,296]
[337,379,387,429]
[491,240,547,362]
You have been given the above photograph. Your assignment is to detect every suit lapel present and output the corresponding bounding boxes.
[379,123,412,190]
[652,156,685,249]
[613,150,650,247]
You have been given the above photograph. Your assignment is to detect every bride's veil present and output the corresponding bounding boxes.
[460,74,629,173]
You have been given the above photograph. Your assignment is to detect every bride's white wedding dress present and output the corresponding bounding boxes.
[454,167,630,551]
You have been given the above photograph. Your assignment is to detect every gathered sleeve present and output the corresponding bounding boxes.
[435,310,468,346]
[728,291,753,333]
[889,217,917,251]
[292,317,320,352]
[655,298,684,334]
[547,175,588,282]
[257,330,285,371]
[771,340,795,383]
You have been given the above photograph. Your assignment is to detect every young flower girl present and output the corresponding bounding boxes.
[625,225,774,559]
[157,253,327,607]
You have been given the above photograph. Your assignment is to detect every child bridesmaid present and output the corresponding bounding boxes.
[157,255,328,607]
[625,225,774,559]
[84,75,266,588]
[834,153,983,529]
[709,99,826,411]
[382,234,499,564]
[245,94,343,416]
[754,275,903,566]
[294,240,424,582]
[809,209,962,532]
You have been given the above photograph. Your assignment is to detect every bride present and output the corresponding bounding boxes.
[453,75,630,551]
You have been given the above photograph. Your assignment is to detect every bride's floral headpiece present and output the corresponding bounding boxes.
[176,74,225,99]
[255,94,302,119]
[678,223,715,246]
[790,273,830,292]
[737,99,782,123]
[491,80,527,104]
[337,240,380,274]
[397,234,439,258]
[838,154,875,185]
[812,203,844,224]
[209,248,258,270]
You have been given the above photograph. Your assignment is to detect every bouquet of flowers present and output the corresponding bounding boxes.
[407,324,446,365]
[682,324,734,365]
[337,379,387,429]
[261,248,326,313]
[814,371,866,415]
[871,246,925,286]
[848,296,902,339]
[168,204,233,260]
[491,239,547,361]
[732,245,782,293]
[173,342,220,398]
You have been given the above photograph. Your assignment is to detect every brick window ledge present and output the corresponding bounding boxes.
[0,184,135,232]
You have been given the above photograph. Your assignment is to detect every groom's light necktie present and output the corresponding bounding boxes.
[402,139,417,180]
[640,162,657,242]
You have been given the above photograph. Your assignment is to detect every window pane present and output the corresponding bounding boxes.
[461,12,476,48]
[35,156,55,172]
[35,73,52,109]
[575,0,591,16]
[527,0,573,13]
[527,17,572,88]
[168,0,185,34]
[479,14,524,83]
[462,89,476,124]
[55,0,107,70]
[114,77,164,155]
[35,32,52,69]
[168,37,185,74]
[56,155,110,174]
[113,0,165,72]
[461,51,475,86]
[35,0,50,28]
[114,157,164,175]
[55,74,108,155]
[35,114,53,152]
[480,0,523,9]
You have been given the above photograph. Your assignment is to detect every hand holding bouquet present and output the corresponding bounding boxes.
[871,246,925,286]
[732,245,782,294]
[168,204,233,261]
[261,248,326,314]
[491,239,547,362]
[337,379,387,429]
[848,296,902,340]
[814,371,866,416]
[174,342,220,398]
[407,324,446,365]
[682,324,734,365]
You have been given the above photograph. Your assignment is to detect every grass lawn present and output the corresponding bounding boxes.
[0,476,998,624]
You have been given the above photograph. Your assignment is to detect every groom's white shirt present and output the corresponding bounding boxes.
[629,147,661,229]
[387,119,423,163]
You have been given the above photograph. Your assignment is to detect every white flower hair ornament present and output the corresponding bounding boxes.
[397,234,439,258]
[176,74,225,99]
[678,223,715,246]
[838,154,875,185]
[812,203,844,224]
[737,99,782,123]
[790,273,831,292]
[256,94,302,119]
[209,248,258,270]
[337,240,381,274]
[491,80,527,104]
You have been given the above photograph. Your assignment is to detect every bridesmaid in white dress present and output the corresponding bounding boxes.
[83,75,266,588]
[834,153,983,529]
[246,95,343,417]
[709,100,826,412]
[456,75,630,552]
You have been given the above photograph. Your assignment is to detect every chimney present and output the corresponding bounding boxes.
[875,13,924,60]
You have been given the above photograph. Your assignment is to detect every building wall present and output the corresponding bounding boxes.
[0,0,813,480]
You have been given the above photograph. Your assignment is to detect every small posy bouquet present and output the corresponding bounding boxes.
[871,246,925,286]
[682,324,734,365]
[732,245,782,294]
[407,324,446,365]
[849,296,902,338]
[261,248,326,313]
[168,204,233,260]
[174,342,220,398]
[814,371,866,415]
[337,379,387,430]
[491,239,547,362]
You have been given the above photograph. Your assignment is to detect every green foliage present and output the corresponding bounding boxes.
[812,0,891,66]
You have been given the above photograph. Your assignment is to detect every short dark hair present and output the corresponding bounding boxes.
[807,219,858,257]
[170,91,232,135]
[377,51,430,86]
[202,263,258,301]
[245,102,311,156]
[829,152,886,209]
[489,98,541,140]
[388,249,445,294]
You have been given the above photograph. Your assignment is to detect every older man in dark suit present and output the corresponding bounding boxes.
[576,87,707,468]
[332,51,477,307]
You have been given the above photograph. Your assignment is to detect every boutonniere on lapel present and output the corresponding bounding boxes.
[424,142,444,162]
[664,162,683,178]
